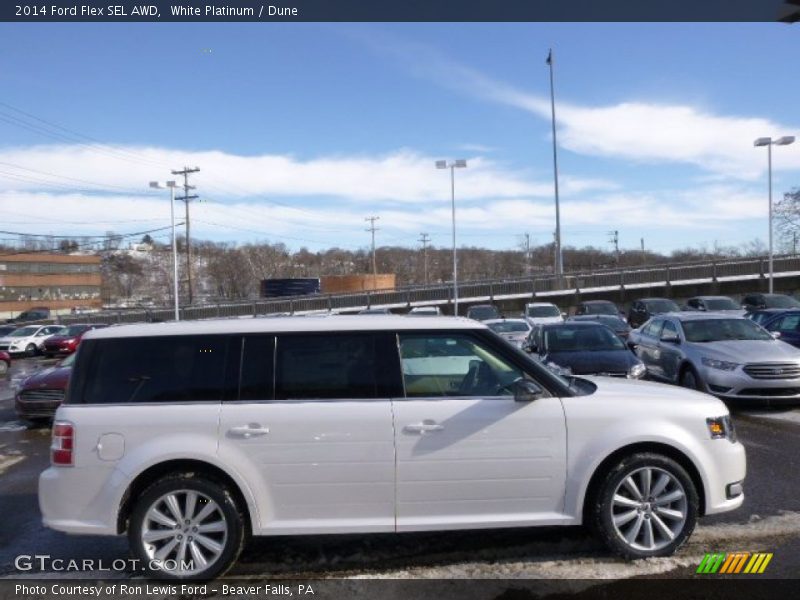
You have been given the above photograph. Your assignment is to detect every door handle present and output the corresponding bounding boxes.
[403,421,444,434]
[228,424,270,439]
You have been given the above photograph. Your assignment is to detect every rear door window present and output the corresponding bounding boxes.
[75,335,232,404]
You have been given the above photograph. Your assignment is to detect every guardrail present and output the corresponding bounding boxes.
[50,253,800,326]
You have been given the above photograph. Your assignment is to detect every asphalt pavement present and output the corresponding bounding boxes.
[1,357,799,580]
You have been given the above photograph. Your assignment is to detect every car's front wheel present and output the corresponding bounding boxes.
[25,343,37,357]
[128,474,245,580]
[0,361,7,377]
[680,366,703,391]
[591,452,699,559]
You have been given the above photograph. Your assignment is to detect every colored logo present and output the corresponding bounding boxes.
[697,552,773,574]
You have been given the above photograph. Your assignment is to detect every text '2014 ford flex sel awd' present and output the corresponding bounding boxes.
[39,316,745,579]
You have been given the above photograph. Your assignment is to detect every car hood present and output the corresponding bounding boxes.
[527,316,563,325]
[20,365,72,390]
[580,375,724,410]
[687,339,800,363]
[546,349,638,374]
[4,335,34,345]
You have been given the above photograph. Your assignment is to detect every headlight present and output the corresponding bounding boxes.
[701,357,740,371]
[707,415,737,442]
[628,362,646,379]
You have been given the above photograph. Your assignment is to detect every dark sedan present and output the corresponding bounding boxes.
[760,310,800,349]
[43,323,108,357]
[15,352,74,421]
[742,293,800,312]
[568,314,631,339]
[574,300,621,317]
[526,321,645,379]
[627,297,680,328]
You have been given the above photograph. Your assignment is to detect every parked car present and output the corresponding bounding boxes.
[408,306,442,316]
[760,310,800,349]
[0,325,18,338]
[0,350,9,377]
[630,312,800,403]
[43,323,109,357]
[523,302,564,325]
[569,314,632,340]
[741,293,800,312]
[485,318,532,349]
[746,308,792,326]
[526,321,645,379]
[574,300,621,317]
[358,308,392,315]
[6,306,51,324]
[40,316,744,579]
[627,298,680,328]
[465,304,500,321]
[0,324,65,356]
[682,296,743,314]
[15,353,75,421]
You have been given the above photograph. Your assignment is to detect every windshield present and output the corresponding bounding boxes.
[489,321,530,333]
[644,299,680,313]
[10,326,39,337]
[545,325,626,352]
[766,295,800,308]
[468,306,500,320]
[585,303,618,316]
[683,318,773,342]
[65,325,90,336]
[527,305,560,318]
[705,298,739,310]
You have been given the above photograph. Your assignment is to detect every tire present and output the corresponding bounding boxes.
[590,452,699,559]
[128,474,245,580]
[0,361,7,377]
[25,343,37,357]
[680,366,703,391]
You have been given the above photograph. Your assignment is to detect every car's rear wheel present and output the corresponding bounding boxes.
[25,343,37,357]
[591,452,698,559]
[0,361,7,376]
[128,474,245,580]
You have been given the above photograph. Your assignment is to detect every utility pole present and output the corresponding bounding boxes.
[172,167,200,304]
[365,216,380,287]
[523,232,532,275]
[640,237,646,264]
[608,230,620,263]
[794,232,798,254]
[418,232,431,285]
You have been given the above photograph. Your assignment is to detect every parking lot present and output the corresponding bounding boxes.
[2,354,800,580]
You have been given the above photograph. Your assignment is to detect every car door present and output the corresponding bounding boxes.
[218,332,401,535]
[656,320,684,382]
[635,319,664,378]
[392,331,567,531]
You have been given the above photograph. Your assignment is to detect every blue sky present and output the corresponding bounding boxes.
[0,22,798,256]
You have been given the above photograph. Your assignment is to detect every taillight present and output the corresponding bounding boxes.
[51,421,74,466]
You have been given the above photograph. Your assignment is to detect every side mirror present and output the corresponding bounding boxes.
[525,342,538,353]
[772,331,782,339]
[661,334,680,344]
[561,312,567,318]
[513,378,543,402]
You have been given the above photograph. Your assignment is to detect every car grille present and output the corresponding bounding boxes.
[743,363,800,379]
[738,387,800,397]
[0,344,8,351]
[18,389,65,405]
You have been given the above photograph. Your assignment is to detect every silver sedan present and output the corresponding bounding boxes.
[629,312,800,404]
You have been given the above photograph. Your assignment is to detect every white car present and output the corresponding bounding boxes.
[485,317,533,349]
[40,316,745,580]
[524,302,565,325]
[0,324,65,356]
[409,306,442,316]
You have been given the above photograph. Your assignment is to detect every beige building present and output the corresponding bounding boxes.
[0,253,102,316]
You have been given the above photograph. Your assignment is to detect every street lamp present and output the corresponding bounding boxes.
[149,180,180,321]
[436,159,467,316]
[754,136,796,293]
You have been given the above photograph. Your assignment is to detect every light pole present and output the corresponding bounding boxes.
[546,49,563,276]
[149,180,180,321]
[435,159,467,316]
[754,136,795,293]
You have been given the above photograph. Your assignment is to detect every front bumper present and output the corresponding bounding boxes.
[702,438,747,515]
[703,366,800,403]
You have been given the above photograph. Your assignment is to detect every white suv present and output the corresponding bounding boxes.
[40,316,745,579]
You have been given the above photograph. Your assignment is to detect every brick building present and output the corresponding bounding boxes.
[0,253,102,316]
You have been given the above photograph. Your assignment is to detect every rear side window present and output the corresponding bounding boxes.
[275,333,401,400]
[73,335,231,404]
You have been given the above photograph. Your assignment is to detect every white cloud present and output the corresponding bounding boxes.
[354,30,800,180]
